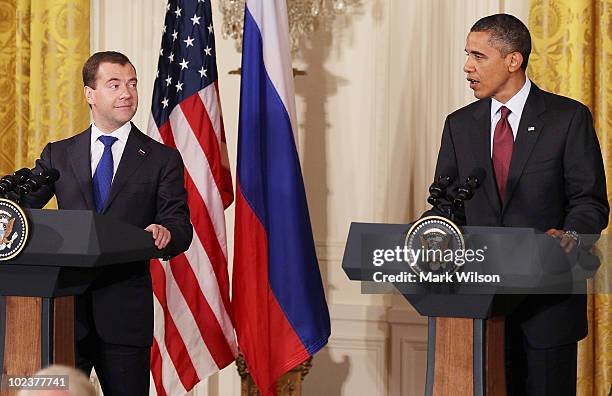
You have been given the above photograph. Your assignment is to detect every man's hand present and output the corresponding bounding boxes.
[145,224,172,250]
[546,228,578,254]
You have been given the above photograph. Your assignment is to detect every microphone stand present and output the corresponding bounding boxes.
[427,176,457,223]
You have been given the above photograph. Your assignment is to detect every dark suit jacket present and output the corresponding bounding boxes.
[23,124,193,347]
[430,83,609,348]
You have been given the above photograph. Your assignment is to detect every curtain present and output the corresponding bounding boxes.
[529,1,612,394]
[0,0,90,177]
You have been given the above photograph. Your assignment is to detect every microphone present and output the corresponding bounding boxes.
[427,166,458,206]
[16,169,60,196]
[452,168,486,209]
[0,168,33,196]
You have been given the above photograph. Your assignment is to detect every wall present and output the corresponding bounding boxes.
[91,1,528,394]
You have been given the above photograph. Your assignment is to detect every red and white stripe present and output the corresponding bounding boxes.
[147,83,236,395]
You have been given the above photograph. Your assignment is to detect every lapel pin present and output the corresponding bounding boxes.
[527,126,536,132]
[138,148,146,156]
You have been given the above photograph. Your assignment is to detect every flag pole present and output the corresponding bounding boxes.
[236,352,313,395]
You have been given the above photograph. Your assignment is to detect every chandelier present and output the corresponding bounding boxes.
[220,0,356,54]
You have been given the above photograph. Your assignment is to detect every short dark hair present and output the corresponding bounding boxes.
[471,14,531,70]
[82,51,134,88]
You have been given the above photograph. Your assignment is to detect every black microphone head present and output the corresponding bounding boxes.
[456,185,474,201]
[436,176,452,189]
[452,197,465,209]
[435,166,458,182]
[0,176,14,194]
[13,168,33,186]
[15,169,59,196]
[429,183,444,198]
[434,166,458,190]
[41,169,60,183]
[14,168,33,179]
[0,168,33,195]
[466,168,486,189]
[427,196,440,206]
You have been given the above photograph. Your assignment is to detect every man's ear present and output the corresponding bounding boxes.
[508,52,524,72]
[84,86,95,105]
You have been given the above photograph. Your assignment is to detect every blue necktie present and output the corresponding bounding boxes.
[92,135,118,213]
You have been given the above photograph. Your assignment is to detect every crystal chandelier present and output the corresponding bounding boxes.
[220,0,355,54]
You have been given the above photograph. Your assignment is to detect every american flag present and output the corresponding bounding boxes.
[147,0,236,394]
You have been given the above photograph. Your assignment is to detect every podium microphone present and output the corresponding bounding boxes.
[16,169,60,196]
[427,166,458,207]
[0,168,33,196]
[452,168,486,210]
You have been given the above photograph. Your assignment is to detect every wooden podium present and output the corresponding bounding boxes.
[0,209,162,392]
[342,222,596,396]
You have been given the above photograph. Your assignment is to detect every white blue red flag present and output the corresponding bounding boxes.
[232,1,331,395]
[148,0,236,394]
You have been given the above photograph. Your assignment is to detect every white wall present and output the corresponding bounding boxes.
[91,1,529,394]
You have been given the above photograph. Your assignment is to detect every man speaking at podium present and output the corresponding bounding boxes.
[429,14,609,396]
[21,52,193,395]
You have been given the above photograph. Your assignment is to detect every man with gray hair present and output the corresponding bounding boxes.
[17,365,96,396]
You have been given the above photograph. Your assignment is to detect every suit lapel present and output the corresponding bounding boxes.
[102,125,151,212]
[67,128,95,210]
[469,99,502,215]
[503,84,546,210]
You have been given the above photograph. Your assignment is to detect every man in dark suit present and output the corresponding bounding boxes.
[23,51,193,396]
[429,14,609,395]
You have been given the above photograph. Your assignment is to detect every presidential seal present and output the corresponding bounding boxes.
[0,198,29,261]
[404,216,465,275]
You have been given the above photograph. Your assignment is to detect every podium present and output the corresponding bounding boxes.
[0,209,162,380]
[342,221,597,396]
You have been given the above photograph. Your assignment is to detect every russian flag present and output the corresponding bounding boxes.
[232,0,331,395]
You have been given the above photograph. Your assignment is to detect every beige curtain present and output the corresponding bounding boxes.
[529,1,612,394]
[0,0,90,176]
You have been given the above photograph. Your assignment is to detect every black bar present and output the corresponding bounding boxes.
[425,317,436,396]
[41,297,53,367]
[0,296,5,371]
[473,319,485,396]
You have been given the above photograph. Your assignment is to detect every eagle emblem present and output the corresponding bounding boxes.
[405,216,465,276]
[0,198,29,261]
[419,232,451,271]
[0,216,17,250]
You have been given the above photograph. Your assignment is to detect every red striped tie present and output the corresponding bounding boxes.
[492,106,513,203]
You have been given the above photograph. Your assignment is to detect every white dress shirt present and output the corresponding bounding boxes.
[490,78,531,157]
[90,122,132,180]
